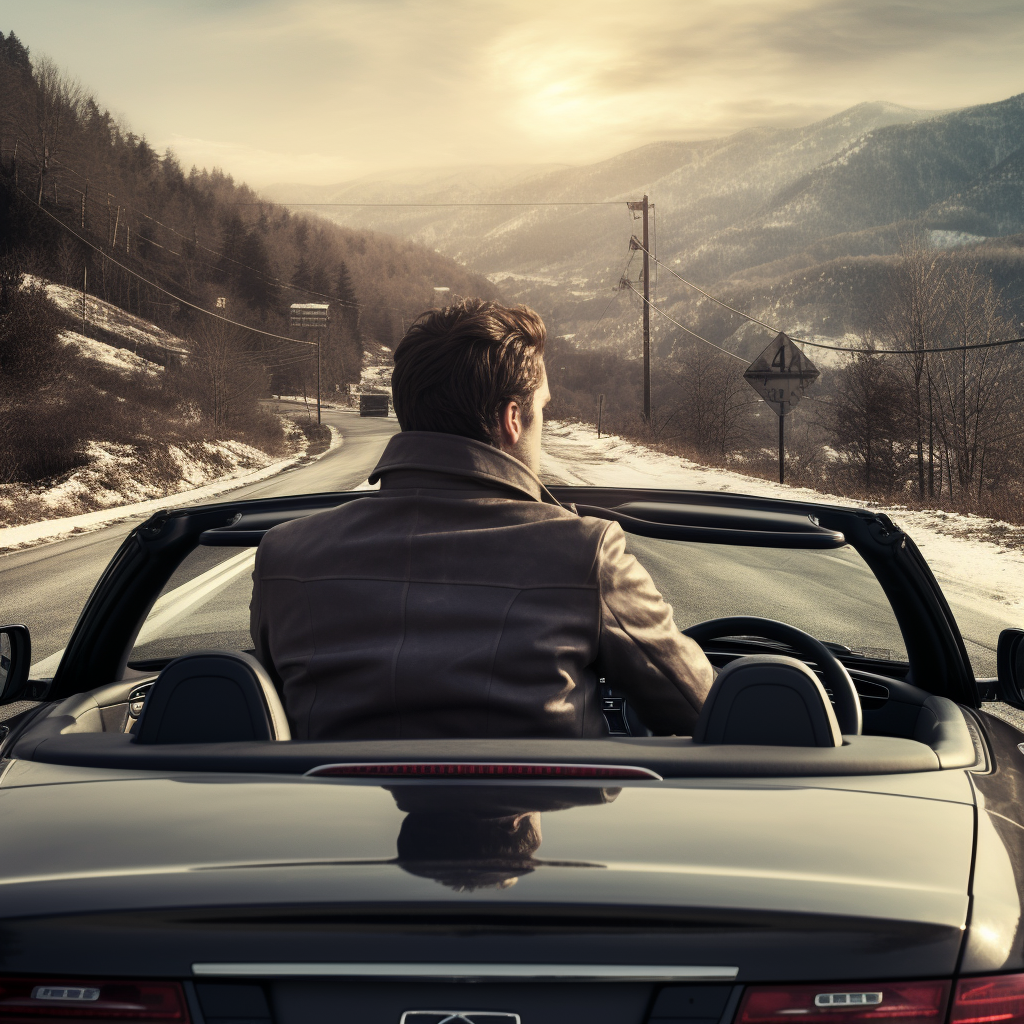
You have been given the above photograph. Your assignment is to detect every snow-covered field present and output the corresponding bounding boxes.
[0,423,341,552]
[60,330,161,375]
[2,276,302,536]
[23,275,187,356]
[28,439,274,513]
[539,421,1024,674]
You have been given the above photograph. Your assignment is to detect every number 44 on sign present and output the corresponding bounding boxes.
[743,332,819,415]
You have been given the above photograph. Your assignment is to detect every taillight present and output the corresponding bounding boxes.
[0,979,188,1024]
[737,981,950,1024]
[952,974,1024,1024]
[305,761,662,779]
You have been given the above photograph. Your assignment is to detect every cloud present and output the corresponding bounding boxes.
[11,0,1024,183]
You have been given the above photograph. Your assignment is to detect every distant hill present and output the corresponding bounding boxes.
[264,94,1024,356]
[0,28,499,378]
[687,93,1024,284]
[265,101,943,283]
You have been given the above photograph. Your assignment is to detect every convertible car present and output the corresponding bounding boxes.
[1,485,1023,1024]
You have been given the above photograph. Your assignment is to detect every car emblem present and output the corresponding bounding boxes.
[399,1013,520,1024]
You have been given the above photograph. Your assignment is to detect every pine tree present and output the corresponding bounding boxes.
[309,261,330,295]
[292,255,311,290]
[0,31,33,80]
[336,258,359,334]
[236,230,278,314]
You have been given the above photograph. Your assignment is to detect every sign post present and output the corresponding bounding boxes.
[742,333,819,484]
[289,303,330,425]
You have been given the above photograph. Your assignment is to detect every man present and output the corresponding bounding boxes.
[251,299,713,741]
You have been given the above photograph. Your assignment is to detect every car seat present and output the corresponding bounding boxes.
[692,654,842,747]
[134,650,290,743]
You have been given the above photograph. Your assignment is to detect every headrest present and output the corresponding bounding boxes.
[134,650,290,744]
[693,654,842,747]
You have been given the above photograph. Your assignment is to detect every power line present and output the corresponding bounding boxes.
[781,332,1024,355]
[49,157,388,314]
[20,190,319,348]
[638,243,1024,356]
[626,283,746,364]
[231,201,631,207]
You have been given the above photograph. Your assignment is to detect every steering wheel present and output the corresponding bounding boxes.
[683,616,863,736]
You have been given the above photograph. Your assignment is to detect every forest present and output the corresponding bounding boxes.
[548,240,1024,526]
[0,30,496,490]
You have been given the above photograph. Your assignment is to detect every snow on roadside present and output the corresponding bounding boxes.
[540,421,1024,620]
[34,438,275,515]
[0,425,343,552]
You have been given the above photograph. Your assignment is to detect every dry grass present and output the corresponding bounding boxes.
[0,286,291,525]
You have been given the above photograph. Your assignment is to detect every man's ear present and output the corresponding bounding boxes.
[499,400,523,448]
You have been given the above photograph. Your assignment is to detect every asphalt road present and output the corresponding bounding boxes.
[2,405,1015,680]
[0,406,399,673]
[623,536,1019,677]
[625,536,909,662]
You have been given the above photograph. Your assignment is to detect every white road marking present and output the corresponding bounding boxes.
[29,548,257,677]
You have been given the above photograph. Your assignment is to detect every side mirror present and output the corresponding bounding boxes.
[997,628,1024,705]
[0,625,31,703]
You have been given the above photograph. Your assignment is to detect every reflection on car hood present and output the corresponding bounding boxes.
[0,764,973,928]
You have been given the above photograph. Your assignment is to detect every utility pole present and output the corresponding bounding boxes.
[316,326,322,425]
[82,265,87,336]
[642,194,650,422]
[627,195,652,423]
[290,303,329,426]
[598,394,604,438]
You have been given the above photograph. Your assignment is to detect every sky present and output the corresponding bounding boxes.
[4,0,1024,188]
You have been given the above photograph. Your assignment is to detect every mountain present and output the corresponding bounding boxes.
[689,93,1024,284]
[264,101,942,284]
[0,29,500,365]
[263,93,1024,356]
[923,147,1024,238]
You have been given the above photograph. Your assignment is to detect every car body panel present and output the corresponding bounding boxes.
[1,486,1016,992]
[961,709,1024,973]
[0,769,972,978]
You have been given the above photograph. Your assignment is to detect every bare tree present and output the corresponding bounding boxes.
[929,259,1024,503]
[181,320,267,428]
[54,233,81,287]
[826,347,914,495]
[656,341,756,459]
[869,238,951,498]
[20,57,86,205]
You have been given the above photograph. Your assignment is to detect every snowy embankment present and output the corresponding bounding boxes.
[539,421,1024,660]
[1,277,338,548]
[23,275,188,359]
[0,425,342,553]
[61,330,161,375]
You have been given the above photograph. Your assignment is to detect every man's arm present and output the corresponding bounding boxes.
[595,522,714,735]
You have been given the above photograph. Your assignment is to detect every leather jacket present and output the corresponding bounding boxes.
[250,431,713,740]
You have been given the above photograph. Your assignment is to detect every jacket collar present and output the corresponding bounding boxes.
[368,431,560,505]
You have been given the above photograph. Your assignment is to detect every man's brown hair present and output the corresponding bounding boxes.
[391,298,546,446]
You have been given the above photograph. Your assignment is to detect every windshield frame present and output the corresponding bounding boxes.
[44,486,978,708]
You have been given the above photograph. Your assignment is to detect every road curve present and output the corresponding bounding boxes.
[0,407,399,670]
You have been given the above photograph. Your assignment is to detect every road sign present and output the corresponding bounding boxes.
[743,332,819,417]
[289,302,330,327]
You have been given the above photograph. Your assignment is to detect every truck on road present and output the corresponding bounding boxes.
[359,394,390,417]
